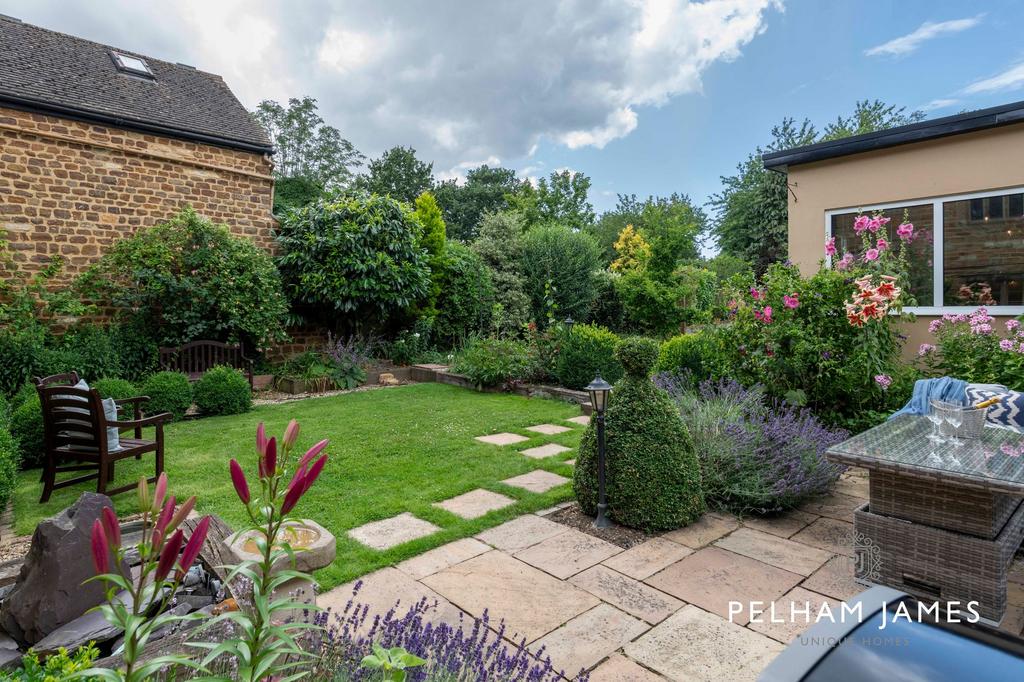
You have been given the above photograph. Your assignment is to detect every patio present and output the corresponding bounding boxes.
[320,468,1024,681]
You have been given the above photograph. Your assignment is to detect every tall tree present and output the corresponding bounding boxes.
[509,170,595,231]
[252,97,363,187]
[433,165,526,241]
[708,100,923,272]
[412,191,447,316]
[590,194,703,272]
[356,146,434,204]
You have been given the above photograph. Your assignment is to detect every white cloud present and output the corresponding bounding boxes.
[963,63,1024,95]
[2,0,781,174]
[921,98,959,111]
[865,15,983,57]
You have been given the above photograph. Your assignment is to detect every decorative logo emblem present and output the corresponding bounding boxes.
[852,530,881,581]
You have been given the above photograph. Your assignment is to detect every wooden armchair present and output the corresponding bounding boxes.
[35,372,172,503]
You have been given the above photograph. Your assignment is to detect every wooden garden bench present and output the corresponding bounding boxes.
[36,372,171,503]
[158,340,254,388]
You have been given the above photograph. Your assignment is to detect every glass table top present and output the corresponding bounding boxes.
[827,414,1024,493]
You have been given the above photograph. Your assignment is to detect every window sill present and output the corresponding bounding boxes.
[902,306,1024,317]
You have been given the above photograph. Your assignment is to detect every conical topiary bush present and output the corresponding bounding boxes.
[573,336,704,531]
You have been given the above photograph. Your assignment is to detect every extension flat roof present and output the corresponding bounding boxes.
[762,99,1024,171]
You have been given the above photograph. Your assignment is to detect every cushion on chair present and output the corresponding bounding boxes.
[966,386,1024,432]
[102,398,121,452]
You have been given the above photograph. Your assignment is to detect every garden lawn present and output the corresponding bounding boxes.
[11,383,582,590]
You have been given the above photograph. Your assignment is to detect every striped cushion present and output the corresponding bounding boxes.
[966,386,1024,432]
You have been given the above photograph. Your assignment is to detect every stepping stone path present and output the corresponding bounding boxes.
[526,423,572,435]
[475,432,529,445]
[321,465,1024,680]
[433,489,515,519]
[502,469,570,493]
[566,415,591,426]
[520,443,572,459]
[347,512,440,551]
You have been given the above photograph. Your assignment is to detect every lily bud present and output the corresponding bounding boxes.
[302,454,327,495]
[283,419,300,451]
[152,472,168,512]
[154,496,176,542]
[178,516,211,576]
[91,520,110,574]
[259,437,277,480]
[155,529,184,583]
[101,507,121,550]
[256,422,268,456]
[298,439,329,470]
[137,476,150,513]
[167,495,197,534]
[281,477,304,514]
[229,459,250,504]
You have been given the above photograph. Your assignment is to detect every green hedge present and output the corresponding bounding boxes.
[193,366,252,416]
[141,372,193,421]
[93,378,138,400]
[452,338,533,387]
[10,392,43,470]
[554,324,623,390]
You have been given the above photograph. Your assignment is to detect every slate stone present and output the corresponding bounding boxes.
[0,493,127,645]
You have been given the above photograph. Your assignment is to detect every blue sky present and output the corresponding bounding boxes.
[537,0,1024,214]
[6,1,1024,219]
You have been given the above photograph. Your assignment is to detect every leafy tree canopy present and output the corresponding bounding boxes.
[433,165,526,241]
[509,170,595,231]
[355,146,435,204]
[252,97,363,187]
[708,100,924,272]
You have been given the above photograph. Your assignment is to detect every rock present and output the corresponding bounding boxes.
[0,648,20,671]
[0,493,128,646]
[0,632,17,652]
[33,605,122,656]
[177,594,215,611]
[378,372,400,386]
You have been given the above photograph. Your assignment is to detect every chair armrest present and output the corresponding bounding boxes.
[114,396,150,407]
[108,413,173,428]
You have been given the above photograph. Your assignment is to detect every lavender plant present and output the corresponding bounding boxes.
[310,585,588,682]
[657,374,847,514]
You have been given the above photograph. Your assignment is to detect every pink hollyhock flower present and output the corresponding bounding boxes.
[825,237,837,256]
[867,217,882,233]
[864,248,880,262]
[750,287,763,300]
[1000,339,1015,351]
[876,237,889,251]
[782,293,799,309]
[874,374,892,390]
[754,306,773,324]
[853,215,870,234]
[896,222,914,240]
[836,253,855,271]
[879,216,891,227]
[918,343,935,356]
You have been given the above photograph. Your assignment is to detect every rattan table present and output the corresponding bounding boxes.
[826,414,1024,622]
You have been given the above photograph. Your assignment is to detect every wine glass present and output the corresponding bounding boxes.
[926,399,945,443]
[945,403,964,448]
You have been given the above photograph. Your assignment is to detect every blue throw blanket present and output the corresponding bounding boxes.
[889,377,967,419]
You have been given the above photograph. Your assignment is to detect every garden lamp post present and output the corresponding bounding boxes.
[564,316,575,335]
[586,373,612,528]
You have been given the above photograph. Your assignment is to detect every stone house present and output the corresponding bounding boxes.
[0,14,275,282]
[764,100,1024,350]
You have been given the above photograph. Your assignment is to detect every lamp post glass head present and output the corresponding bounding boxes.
[586,373,612,414]
[563,316,575,335]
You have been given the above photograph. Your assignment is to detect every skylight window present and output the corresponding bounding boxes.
[110,51,154,78]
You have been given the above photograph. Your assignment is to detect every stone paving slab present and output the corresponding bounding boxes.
[521,443,572,459]
[566,459,576,465]
[566,415,591,426]
[322,567,467,633]
[660,512,739,548]
[433,488,515,519]
[475,432,530,446]
[347,512,440,550]
[422,550,599,643]
[799,555,861,601]
[645,546,802,625]
[834,471,870,499]
[530,604,649,678]
[602,537,693,581]
[624,605,784,682]
[746,586,841,644]
[515,528,622,579]
[798,492,863,523]
[396,538,491,580]
[588,654,665,681]
[570,565,684,624]
[475,515,568,552]
[714,527,832,576]
[502,469,571,493]
[527,423,573,435]
[741,510,817,539]
[790,517,854,557]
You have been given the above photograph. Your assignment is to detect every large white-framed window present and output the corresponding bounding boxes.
[825,186,1024,315]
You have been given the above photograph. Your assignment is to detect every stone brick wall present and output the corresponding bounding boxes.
[0,105,275,283]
